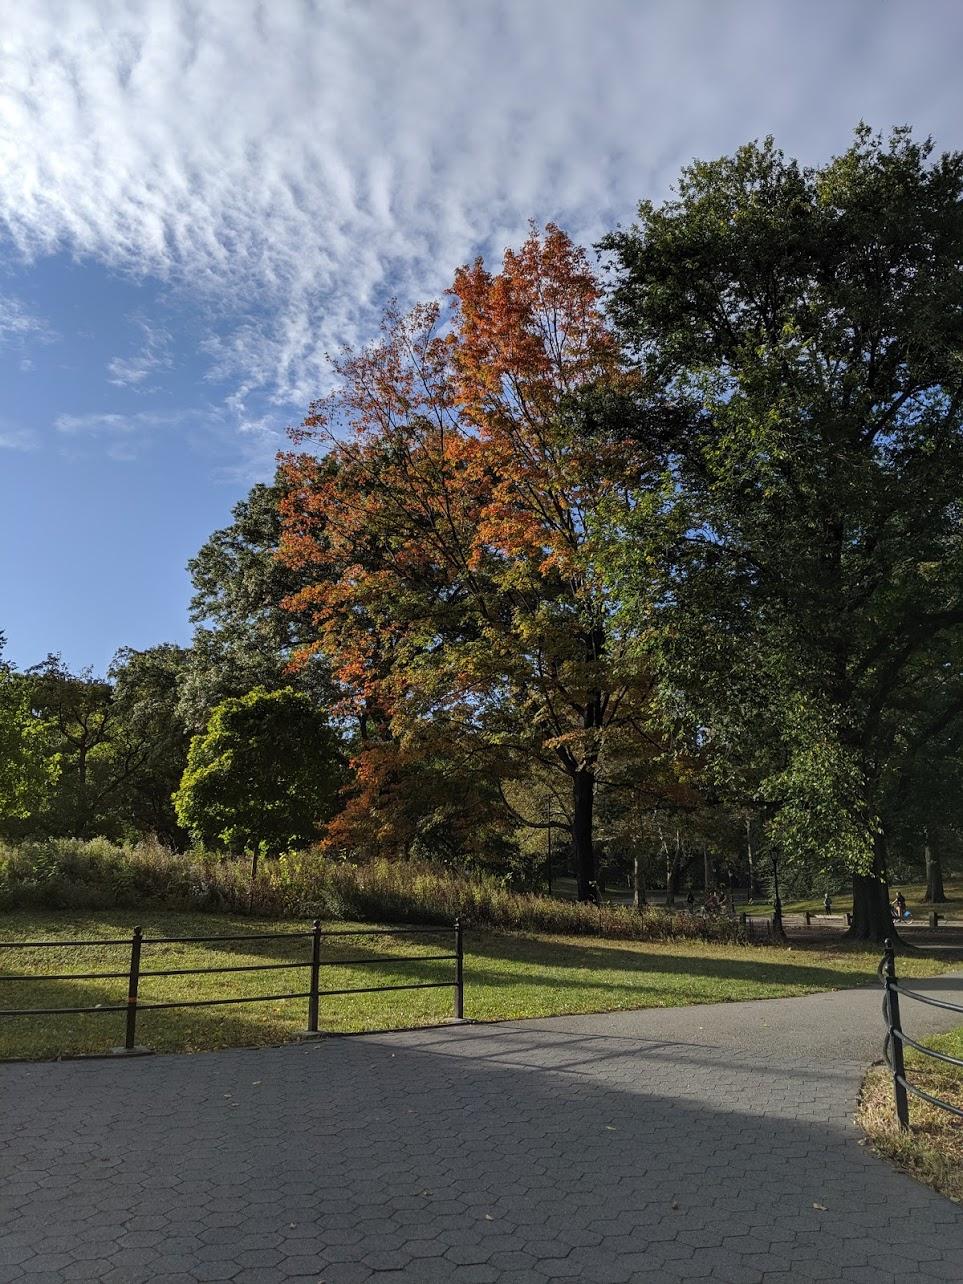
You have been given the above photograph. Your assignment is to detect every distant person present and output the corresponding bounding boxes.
[895,891,906,916]
[686,890,695,911]
[823,892,832,915]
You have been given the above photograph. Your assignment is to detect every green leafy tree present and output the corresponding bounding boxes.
[107,644,191,845]
[0,637,59,828]
[603,126,963,941]
[23,651,191,841]
[180,472,334,732]
[880,637,963,901]
[25,655,123,838]
[173,686,341,855]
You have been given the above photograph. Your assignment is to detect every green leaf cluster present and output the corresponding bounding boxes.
[172,686,341,855]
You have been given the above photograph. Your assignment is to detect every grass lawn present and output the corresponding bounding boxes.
[748,876,963,918]
[858,1025,963,1203]
[0,910,956,1061]
[552,875,963,918]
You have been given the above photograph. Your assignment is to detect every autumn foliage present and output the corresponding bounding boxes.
[280,225,674,894]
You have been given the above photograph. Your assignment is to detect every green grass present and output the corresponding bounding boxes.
[858,1025,963,1203]
[0,909,954,1061]
[741,876,963,918]
[551,875,963,918]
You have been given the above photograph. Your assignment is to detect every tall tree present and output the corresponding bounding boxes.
[24,652,193,840]
[281,225,668,897]
[603,126,963,941]
[180,472,332,731]
[25,656,123,837]
[107,644,191,845]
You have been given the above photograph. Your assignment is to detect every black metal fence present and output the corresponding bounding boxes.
[0,919,465,1054]
[879,938,963,1130]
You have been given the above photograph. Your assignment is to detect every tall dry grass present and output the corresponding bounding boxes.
[0,837,747,943]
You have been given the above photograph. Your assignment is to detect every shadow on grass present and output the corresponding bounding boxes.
[0,961,313,1060]
[167,917,919,1002]
[1,909,957,1063]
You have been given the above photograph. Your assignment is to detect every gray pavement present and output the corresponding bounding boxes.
[2,974,963,1283]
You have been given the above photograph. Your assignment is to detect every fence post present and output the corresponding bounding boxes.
[307,918,322,1033]
[929,911,939,929]
[805,911,811,927]
[299,918,323,1040]
[454,918,464,1021]
[124,926,143,1051]
[883,938,910,1131]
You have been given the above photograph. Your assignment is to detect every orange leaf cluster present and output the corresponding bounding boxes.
[277,224,661,856]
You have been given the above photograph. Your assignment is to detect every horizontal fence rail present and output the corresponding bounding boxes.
[879,938,963,1130]
[0,918,465,1054]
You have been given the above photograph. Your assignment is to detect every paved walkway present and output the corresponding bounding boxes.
[2,976,963,1283]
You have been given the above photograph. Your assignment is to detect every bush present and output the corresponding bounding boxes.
[0,838,748,944]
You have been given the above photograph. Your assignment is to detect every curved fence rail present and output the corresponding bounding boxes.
[879,938,963,1130]
[0,919,465,1055]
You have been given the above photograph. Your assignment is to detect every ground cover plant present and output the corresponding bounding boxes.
[858,1025,963,1203]
[0,908,953,1061]
[0,837,750,943]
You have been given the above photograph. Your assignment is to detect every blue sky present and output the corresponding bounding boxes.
[2,0,963,675]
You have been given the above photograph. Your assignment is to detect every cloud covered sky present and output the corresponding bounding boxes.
[2,0,963,670]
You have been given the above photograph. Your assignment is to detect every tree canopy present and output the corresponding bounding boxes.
[279,225,677,895]
[601,125,963,937]
[173,686,341,855]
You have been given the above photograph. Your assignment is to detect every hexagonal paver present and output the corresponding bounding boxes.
[4,978,963,1281]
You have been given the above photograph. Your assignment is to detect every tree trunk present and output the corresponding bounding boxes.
[925,833,948,903]
[666,829,683,901]
[572,770,596,900]
[76,743,90,837]
[633,854,646,910]
[846,833,901,945]
[745,816,755,902]
[248,847,260,914]
[703,847,715,890]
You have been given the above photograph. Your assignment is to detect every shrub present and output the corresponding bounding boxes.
[0,838,748,944]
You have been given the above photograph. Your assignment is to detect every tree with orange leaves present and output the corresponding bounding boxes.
[280,225,675,897]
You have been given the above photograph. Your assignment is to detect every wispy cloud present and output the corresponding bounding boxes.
[107,319,172,387]
[0,295,55,348]
[0,423,38,451]
[2,1,962,434]
[55,410,171,435]
[53,407,224,463]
